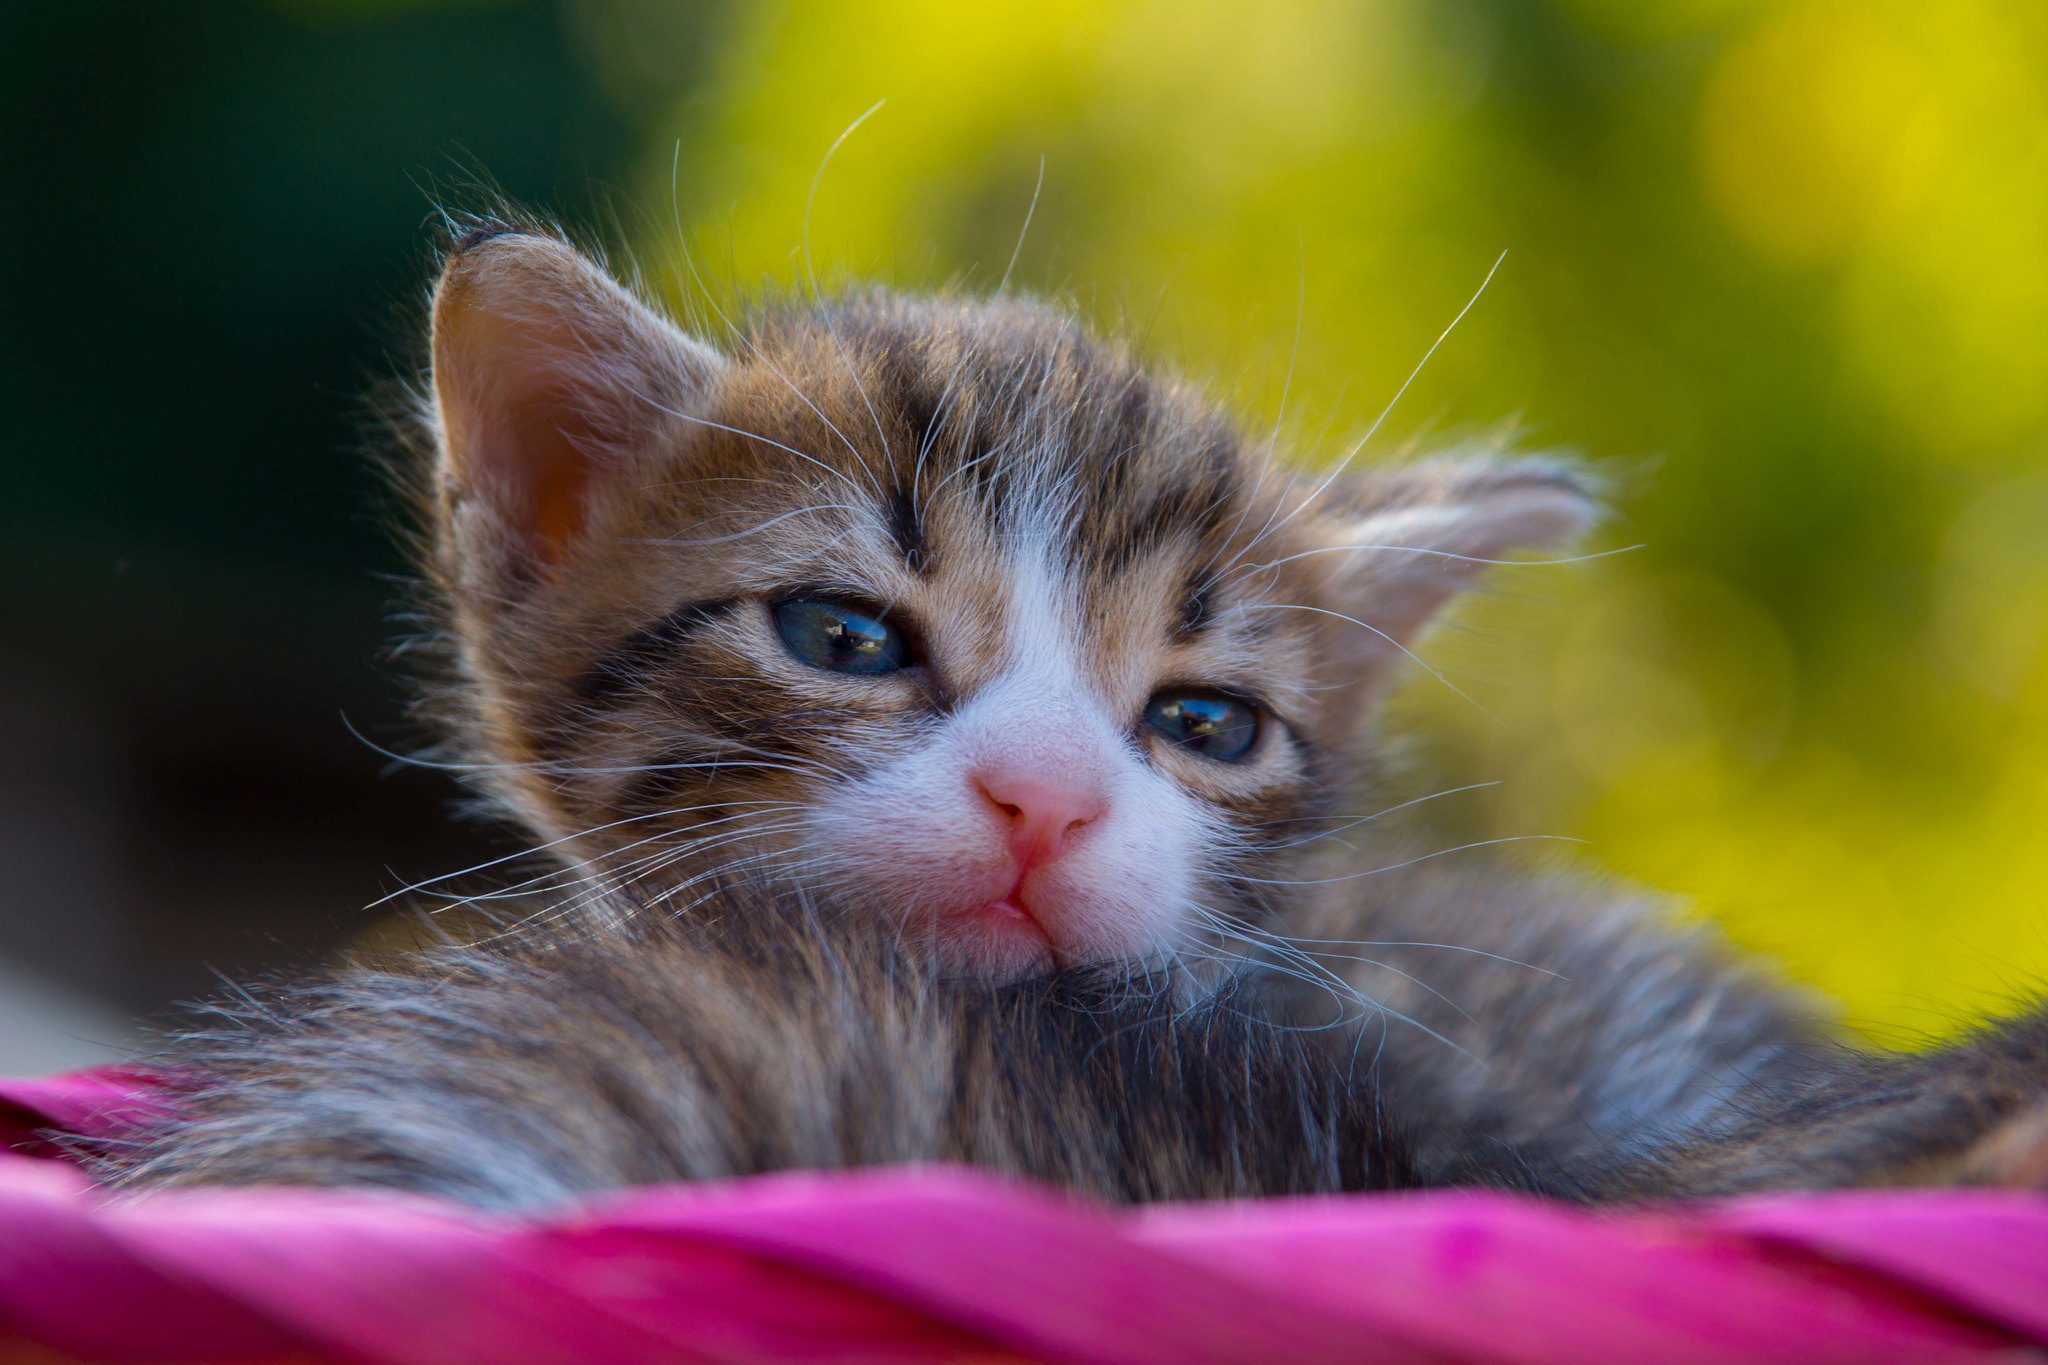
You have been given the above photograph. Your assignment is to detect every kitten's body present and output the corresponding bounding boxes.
[113,878,1401,1210]
[115,856,2048,1208]
[106,220,2048,1206]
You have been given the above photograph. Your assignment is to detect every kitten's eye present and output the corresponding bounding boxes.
[1144,690,1261,763]
[772,598,909,676]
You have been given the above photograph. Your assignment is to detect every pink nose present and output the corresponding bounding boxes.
[973,770,1104,871]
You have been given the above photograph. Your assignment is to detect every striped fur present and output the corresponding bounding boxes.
[101,221,2048,1206]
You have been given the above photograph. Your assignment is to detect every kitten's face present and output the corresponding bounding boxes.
[427,230,1589,981]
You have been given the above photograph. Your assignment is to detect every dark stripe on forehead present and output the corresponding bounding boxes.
[874,337,946,459]
[1087,404,1246,573]
[886,485,931,575]
[1085,371,1151,513]
[1089,479,1231,579]
[868,326,986,549]
[961,400,1013,519]
[1111,371,1152,458]
[1179,575,1215,636]
[960,341,1073,521]
[572,597,744,705]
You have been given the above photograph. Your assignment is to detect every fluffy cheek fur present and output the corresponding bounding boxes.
[804,673,1215,981]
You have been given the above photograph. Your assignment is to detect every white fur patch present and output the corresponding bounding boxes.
[806,537,1210,980]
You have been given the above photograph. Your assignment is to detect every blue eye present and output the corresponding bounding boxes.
[1144,690,1262,763]
[772,598,909,676]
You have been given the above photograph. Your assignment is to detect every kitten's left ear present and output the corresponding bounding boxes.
[1306,453,1599,667]
[429,227,722,568]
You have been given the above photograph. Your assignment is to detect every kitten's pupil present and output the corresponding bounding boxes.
[1144,691,1261,763]
[774,598,908,676]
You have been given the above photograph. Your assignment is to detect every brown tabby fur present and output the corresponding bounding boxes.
[111,880,1402,1210]
[99,215,2048,1208]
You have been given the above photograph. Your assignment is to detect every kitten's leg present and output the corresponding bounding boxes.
[1597,1006,2048,1197]
[1283,858,1838,1194]
[1286,858,2047,1196]
[1957,1096,2048,1190]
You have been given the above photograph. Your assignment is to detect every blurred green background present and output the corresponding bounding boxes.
[5,0,2046,1062]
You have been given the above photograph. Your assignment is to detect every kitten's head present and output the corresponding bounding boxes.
[422,226,1591,981]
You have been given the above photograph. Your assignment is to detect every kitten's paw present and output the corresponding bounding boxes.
[1955,1097,2048,1190]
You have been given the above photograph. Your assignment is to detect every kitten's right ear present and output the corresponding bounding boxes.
[429,229,721,566]
[1303,452,1600,676]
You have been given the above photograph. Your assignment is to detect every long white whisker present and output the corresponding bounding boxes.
[1197,908,1484,1023]
[1240,781,1502,853]
[803,100,894,474]
[1183,912,1475,1057]
[1218,249,1508,581]
[1214,834,1586,886]
[507,819,813,933]
[416,806,806,912]
[1265,934,1565,978]
[1231,541,1644,583]
[632,502,874,547]
[668,140,870,467]
[367,800,793,910]
[1203,234,1307,584]
[996,154,1045,296]
[619,392,880,507]
[1241,600,1494,720]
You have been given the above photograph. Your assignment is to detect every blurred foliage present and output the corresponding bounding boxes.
[10,0,2048,1031]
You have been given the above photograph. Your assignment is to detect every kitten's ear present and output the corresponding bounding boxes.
[1308,453,1598,668]
[429,229,721,565]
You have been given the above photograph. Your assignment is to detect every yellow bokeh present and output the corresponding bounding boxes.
[1699,3,1943,261]
[566,0,2048,1036]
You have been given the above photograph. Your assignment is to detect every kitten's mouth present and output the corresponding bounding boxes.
[985,895,1045,933]
[948,885,1065,976]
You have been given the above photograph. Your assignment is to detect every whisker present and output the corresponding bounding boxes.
[1234,781,1502,853]
[1235,541,1643,578]
[631,502,875,548]
[1198,910,1478,1025]
[1239,601,1495,720]
[1261,934,1565,978]
[365,800,797,911]
[995,154,1046,296]
[618,396,882,510]
[1213,834,1586,886]
[413,807,808,923]
[500,819,814,935]
[802,100,895,477]
[1186,909,1478,1058]
[667,141,871,469]
[1220,249,1508,580]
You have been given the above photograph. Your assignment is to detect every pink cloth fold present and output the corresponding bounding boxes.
[3,1070,2044,1364]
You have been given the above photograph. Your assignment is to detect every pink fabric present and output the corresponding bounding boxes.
[3,1071,2045,1364]
[0,1067,176,1157]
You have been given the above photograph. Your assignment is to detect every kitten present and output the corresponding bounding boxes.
[111,218,2048,1203]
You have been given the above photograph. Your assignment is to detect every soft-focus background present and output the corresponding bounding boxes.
[6,0,2048,1069]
